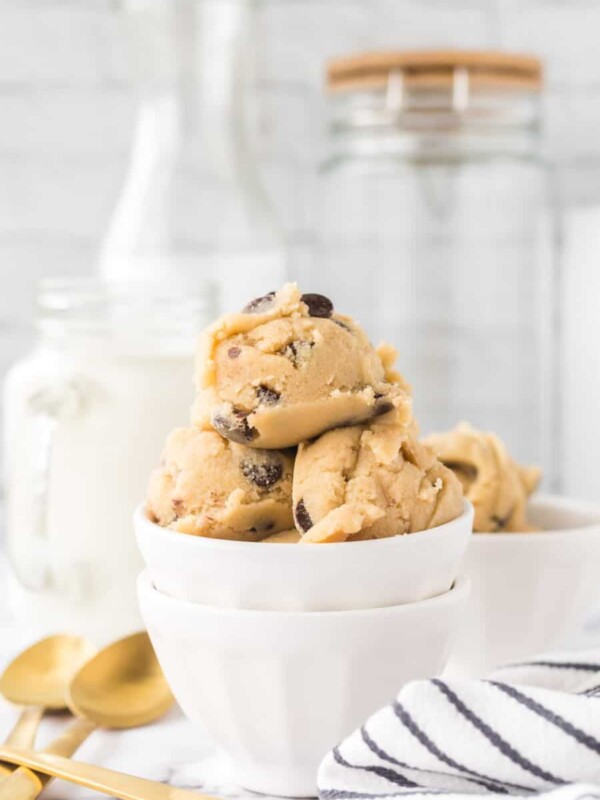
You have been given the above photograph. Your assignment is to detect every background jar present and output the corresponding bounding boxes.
[3,278,215,642]
[312,50,556,475]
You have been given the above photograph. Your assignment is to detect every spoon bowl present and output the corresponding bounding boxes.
[0,635,97,710]
[67,631,174,728]
[0,634,96,783]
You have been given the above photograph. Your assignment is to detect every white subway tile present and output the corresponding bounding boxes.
[261,159,317,236]
[255,83,317,164]
[0,156,126,239]
[364,0,499,49]
[0,5,128,87]
[544,85,600,163]
[0,88,134,156]
[501,1,600,84]
[257,0,367,87]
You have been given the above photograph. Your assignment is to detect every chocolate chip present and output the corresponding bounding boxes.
[288,342,300,364]
[256,385,281,406]
[301,293,333,318]
[282,340,314,368]
[445,461,478,483]
[322,399,393,432]
[400,443,418,467]
[250,520,275,533]
[228,346,241,359]
[241,456,283,489]
[242,291,276,314]
[212,409,258,444]
[373,401,394,417]
[294,499,313,532]
[491,511,513,531]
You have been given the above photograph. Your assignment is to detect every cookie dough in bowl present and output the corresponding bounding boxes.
[261,529,302,543]
[147,427,294,540]
[192,283,411,449]
[423,422,540,533]
[293,413,464,543]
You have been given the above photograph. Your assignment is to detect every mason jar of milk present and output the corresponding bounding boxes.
[4,278,215,642]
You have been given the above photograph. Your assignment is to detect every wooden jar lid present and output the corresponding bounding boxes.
[327,50,542,93]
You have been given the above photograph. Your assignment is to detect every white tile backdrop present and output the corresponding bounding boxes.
[0,0,599,495]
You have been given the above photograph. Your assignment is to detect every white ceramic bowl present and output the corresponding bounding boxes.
[446,494,600,677]
[138,570,470,796]
[134,501,473,611]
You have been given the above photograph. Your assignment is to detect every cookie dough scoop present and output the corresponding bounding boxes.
[292,412,463,543]
[192,283,411,449]
[423,422,541,533]
[147,428,294,540]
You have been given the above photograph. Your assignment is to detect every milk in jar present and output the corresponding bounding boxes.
[3,278,215,642]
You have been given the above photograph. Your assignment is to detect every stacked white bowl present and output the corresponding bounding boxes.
[135,501,474,797]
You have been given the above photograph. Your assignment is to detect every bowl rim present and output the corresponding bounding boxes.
[138,569,471,619]
[470,493,600,543]
[134,499,474,551]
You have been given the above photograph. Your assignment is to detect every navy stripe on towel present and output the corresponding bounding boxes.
[431,680,565,786]
[488,682,600,756]
[361,727,495,794]
[500,661,600,673]
[333,746,421,789]
[394,701,522,794]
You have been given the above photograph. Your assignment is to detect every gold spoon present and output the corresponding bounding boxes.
[0,748,213,800]
[0,635,96,778]
[0,631,176,800]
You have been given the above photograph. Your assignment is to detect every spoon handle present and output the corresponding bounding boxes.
[4,707,43,749]
[0,719,98,799]
[0,745,214,800]
[0,706,43,781]
[43,717,98,758]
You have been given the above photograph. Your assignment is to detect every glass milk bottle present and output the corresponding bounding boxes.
[4,279,215,642]
[99,0,286,312]
[314,51,556,475]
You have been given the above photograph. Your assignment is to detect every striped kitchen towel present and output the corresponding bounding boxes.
[318,651,600,800]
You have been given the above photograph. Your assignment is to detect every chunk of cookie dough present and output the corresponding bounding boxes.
[147,428,294,540]
[261,529,301,544]
[292,412,463,543]
[423,422,541,533]
[192,283,411,449]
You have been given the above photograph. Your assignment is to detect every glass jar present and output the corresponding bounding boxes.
[99,0,286,312]
[313,50,556,473]
[3,279,216,642]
